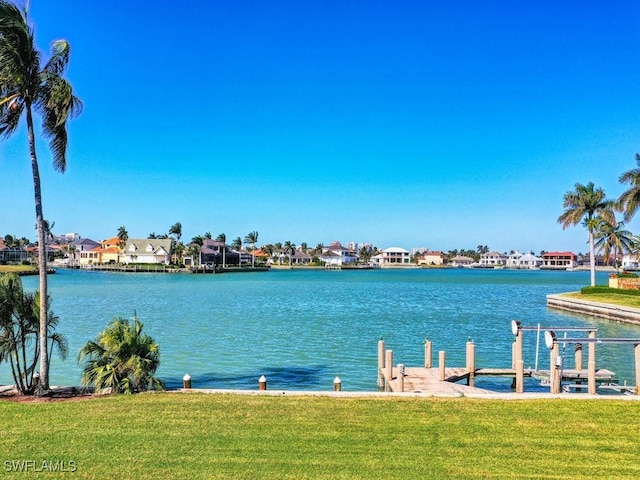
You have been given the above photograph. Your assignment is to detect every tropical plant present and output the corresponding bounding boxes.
[78,315,164,394]
[558,182,615,286]
[617,153,640,222]
[215,233,226,268]
[283,240,295,265]
[168,222,182,241]
[0,273,67,394]
[594,219,633,269]
[244,231,259,267]
[0,1,81,392]
[116,226,128,249]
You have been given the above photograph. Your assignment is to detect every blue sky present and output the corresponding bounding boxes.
[2,1,640,254]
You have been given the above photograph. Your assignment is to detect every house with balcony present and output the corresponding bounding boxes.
[506,251,543,269]
[541,251,577,270]
[200,239,239,267]
[449,255,475,267]
[478,251,507,267]
[319,241,358,266]
[371,247,411,266]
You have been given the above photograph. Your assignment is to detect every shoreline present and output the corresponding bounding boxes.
[547,293,640,326]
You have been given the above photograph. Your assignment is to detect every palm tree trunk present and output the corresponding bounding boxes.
[27,104,50,393]
[589,230,596,287]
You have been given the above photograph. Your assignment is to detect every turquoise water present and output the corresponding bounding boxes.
[3,268,639,392]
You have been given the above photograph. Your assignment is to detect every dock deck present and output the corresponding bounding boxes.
[380,366,619,395]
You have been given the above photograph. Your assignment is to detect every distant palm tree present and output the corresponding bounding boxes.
[283,241,295,265]
[78,315,164,394]
[148,232,157,239]
[231,237,242,265]
[216,233,226,268]
[204,232,212,240]
[594,219,633,269]
[617,153,640,222]
[169,222,182,242]
[0,1,82,392]
[244,231,259,267]
[117,226,128,250]
[558,182,615,286]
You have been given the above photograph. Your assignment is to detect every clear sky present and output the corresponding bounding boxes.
[2,1,640,254]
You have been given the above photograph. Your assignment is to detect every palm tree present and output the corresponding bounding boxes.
[283,240,295,265]
[617,153,640,222]
[244,231,259,267]
[0,2,81,392]
[168,222,182,242]
[78,315,164,394]
[117,225,128,246]
[558,182,615,286]
[594,219,633,270]
[216,233,226,268]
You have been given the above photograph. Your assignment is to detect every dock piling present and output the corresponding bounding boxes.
[438,351,446,381]
[424,340,432,368]
[385,350,393,392]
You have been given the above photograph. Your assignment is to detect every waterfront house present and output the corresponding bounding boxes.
[371,247,411,266]
[0,245,28,263]
[121,238,175,265]
[479,251,507,267]
[621,253,640,271]
[417,251,444,266]
[541,251,577,270]
[449,255,474,267]
[80,237,121,265]
[67,238,100,266]
[320,242,358,266]
[291,249,313,265]
[200,239,239,266]
[506,251,543,269]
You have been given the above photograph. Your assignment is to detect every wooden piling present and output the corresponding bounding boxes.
[377,339,385,388]
[588,331,596,395]
[398,364,405,392]
[424,340,432,368]
[438,351,446,381]
[466,341,475,387]
[385,350,393,392]
[550,341,560,394]
[574,343,583,371]
[514,328,524,393]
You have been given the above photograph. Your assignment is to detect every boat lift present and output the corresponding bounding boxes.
[511,320,640,395]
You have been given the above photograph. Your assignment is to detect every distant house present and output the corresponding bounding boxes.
[80,237,122,265]
[507,251,543,269]
[372,247,411,266]
[622,253,640,270]
[0,245,28,263]
[68,238,100,265]
[121,238,175,265]
[291,249,312,265]
[320,242,358,266]
[449,255,474,267]
[200,239,239,266]
[417,251,444,266]
[479,251,507,267]
[541,251,577,270]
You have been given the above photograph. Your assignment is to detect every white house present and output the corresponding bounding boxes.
[371,247,411,266]
[479,251,508,267]
[121,239,175,265]
[507,251,543,269]
[319,241,358,266]
[621,254,640,271]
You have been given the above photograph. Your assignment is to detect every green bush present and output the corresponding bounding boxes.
[612,272,639,278]
[581,285,640,296]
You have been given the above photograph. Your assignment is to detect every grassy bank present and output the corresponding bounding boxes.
[2,392,639,479]
[0,265,37,274]
[563,290,640,309]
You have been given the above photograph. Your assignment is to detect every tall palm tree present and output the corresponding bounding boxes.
[244,231,258,268]
[594,219,633,270]
[116,226,128,250]
[168,222,182,242]
[216,233,226,268]
[78,315,164,394]
[617,153,640,222]
[283,240,295,265]
[0,1,81,392]
[558,182,615,286]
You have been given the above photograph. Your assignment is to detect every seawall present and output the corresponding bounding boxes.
[547,293,640,326]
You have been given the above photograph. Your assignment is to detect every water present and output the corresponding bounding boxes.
[3,268,638,392]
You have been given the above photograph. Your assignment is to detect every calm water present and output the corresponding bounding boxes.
[3,268,639,392]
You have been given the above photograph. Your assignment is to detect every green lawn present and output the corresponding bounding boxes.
[563,291,640,309]
[0,265,36,274]
[1,392,639,479]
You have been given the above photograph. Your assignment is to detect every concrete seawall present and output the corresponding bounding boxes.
[547,294,640,326]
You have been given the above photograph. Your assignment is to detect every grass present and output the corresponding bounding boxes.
[0,264,36,274]
[562,290,640,309]
[1,392,640,479]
